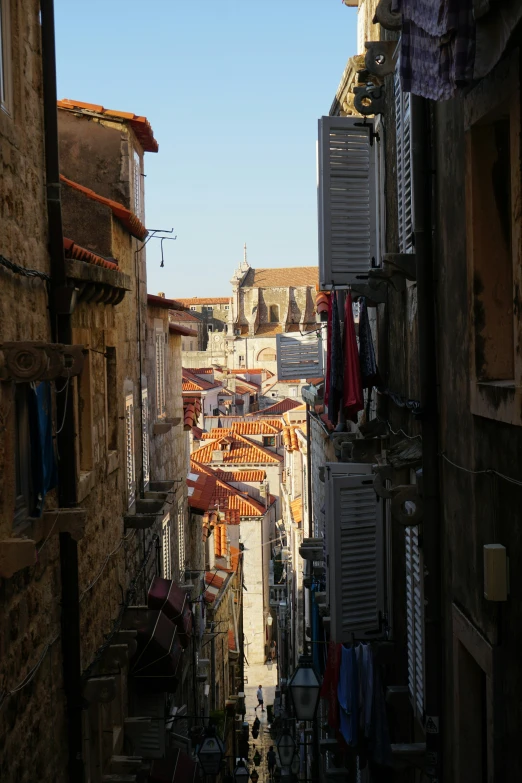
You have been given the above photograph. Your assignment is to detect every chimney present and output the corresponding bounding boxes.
[157,292,165,298]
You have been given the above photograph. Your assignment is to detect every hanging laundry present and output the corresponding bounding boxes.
[393,0,475,101]
[320,641,342,734]
[28,381,58,517]
[342,292,363,421]
[338,645,359,746]
[326,292,343,426]
[358,298,381,390]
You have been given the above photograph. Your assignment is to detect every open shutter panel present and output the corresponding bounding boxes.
[327,472,384,642]
[142,386,150,489]
[276,331,323,381]
[394,68,414,254]
[318,116,379,288]
[405,525,425,721]
[125,394,136,507]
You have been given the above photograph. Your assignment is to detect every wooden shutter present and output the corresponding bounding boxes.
[276,331,323,381]
[318,116,379,288]
[326,472,384,642]
[155,330,166,418]
[125,393,136,507]
[405,525,425,721]
[162,513,172,579]
[142,386,150,489]
[394,68,414,253]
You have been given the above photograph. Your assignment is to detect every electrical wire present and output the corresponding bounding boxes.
[378,416,422,441]
[0,253,51,282]
[440,452,522,488]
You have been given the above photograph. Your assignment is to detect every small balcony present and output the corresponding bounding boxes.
[269,585,287,607]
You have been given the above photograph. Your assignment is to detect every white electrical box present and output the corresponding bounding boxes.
[483,544,508,601]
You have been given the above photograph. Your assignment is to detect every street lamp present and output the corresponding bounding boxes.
[288,655,321,721]
[197,728,225,776]
[266,659,273,671]
[233,760,250,783]
[276,729,296,768]
[250,770,259,783]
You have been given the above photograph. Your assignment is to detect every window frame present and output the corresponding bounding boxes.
[464,52,522,425]
[177,498,186,578]
[263,436,276,447]
[0,0,13,117]
[155,328,166,420]
[133,148,142,218]
[125,392,136,508]
[142,385,150,490]
[162,512,172,579]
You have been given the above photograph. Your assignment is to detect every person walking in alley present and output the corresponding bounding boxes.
[267,746,277,779]
[270,639,276,661]
[255,684,264,712]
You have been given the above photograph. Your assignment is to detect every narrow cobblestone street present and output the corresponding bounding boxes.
[243,659,279,782]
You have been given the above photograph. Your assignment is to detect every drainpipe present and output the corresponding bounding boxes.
[411,95,442,780]
[41,2,83,780]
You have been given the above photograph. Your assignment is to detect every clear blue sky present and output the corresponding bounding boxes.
[55,1,357,297]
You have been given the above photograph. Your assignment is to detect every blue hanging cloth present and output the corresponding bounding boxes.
[337,645,359,746]
[28,381,58,517]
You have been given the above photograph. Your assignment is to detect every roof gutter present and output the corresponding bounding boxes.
[41,2,83,779]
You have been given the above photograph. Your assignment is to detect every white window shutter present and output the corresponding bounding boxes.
[142,386,150,489]
[318,116,379,288]
[276,331,323,381]
[162,513,172,579]
[405,525,425,721]
[155,330,166,418]
[125,393,136,507]
[394,68,414,253]
[326,471,384,642]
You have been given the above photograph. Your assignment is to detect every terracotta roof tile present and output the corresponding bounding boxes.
[191,433,283,466]
[57,99,158,152]
[290,497,303,525]
[169,323,198,337]
[254,324,283,337]
[169,310,202,323]
[174,297,230,305]
[282,425,300,451]
[215,469,266,482]
[61,175,147,240]
[316,291,329,315]
[258,398,302,416]
[228,629,237,651]
[241,267,318,288]
[182,367,220,391]
[63,237,119,271]
[231,421,280,435]
[184,398,201,431]
[190,460,268,521]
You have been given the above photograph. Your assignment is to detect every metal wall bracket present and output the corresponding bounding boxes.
[353,84,385,116]
[0,341,85,382]
[365,41,398,78]
[382,253,417,281]
[351,282,388,304]
[391,485,423,526]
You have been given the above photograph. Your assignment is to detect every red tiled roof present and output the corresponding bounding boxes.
[169,323,198,337]
[57,99,158,152]
[231,421,280,435]
[60,175,147,240]
[63,237,118,271]
[316,291,329,315]
[258,399,302,416]
[202,429,233,440]
[282,425,300,451]
[169,310,202,323]
[228,629,237,651]
[188,367,214,374]
[148,293,183,309]
[184,398,201,431]
[290,497,303,525]
[190,460,267,521]
[191,433,283,466]
[230,545,241,572]
[192,426,203,440]
[215,469,266,482]
[241,266,318,288]
[175,297,230,305]
[182,368,220,391]
[205,571,224,589]
[254,324,282,337]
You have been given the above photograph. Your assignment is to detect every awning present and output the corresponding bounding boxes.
[148,577,193,648]
[149,748,199,783]
[130,610,182,693]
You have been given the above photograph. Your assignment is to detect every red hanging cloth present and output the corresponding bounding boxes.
[342,292,363,420]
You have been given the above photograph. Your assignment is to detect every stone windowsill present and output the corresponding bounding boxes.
[77,469,95,502]
[471,381,522,426]
[107,450,119,475]
[153,416,181,436]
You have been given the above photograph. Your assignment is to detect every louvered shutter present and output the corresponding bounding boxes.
[142,386,150,489]
[394,68,414,253]
[405,525,425,721]
[326,472,384,642]
[276,331,323,381]
[162,513,172,579]
[155,330,166,419]
[318,116,379,288]
[125,393,136,507]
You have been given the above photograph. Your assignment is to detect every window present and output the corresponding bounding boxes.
[142,386,150,489]
[405,525,425,722]
[14,384,33,523]
[290,386,298,397]
[394,67,414,253]
[208,325,213,333]
[190,306,196,311]
[133,149,142,217]
[318,116,380,288]
[162,513,172,579]
[177,499,186,577]
[224,305,230,311]
[269,304,279,323]
[263,436,275,447]
[125,393,136,507]
[0,0,12,115]
[206,305,214,311]
[257,348,276,363]
[76,351,93,472]
[105,347,118,452]
[190,341,194,351]
[465,54,521,424]
[276,332,323,381]
[155,330,166,419]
